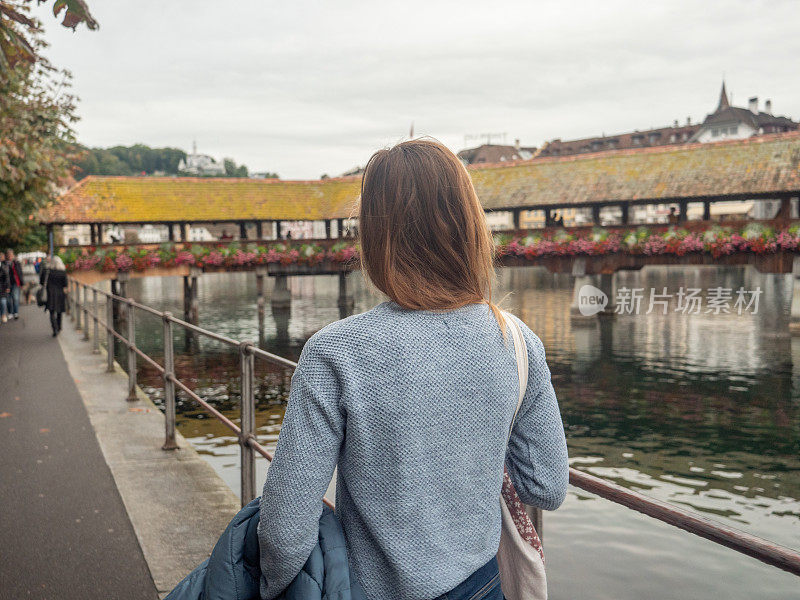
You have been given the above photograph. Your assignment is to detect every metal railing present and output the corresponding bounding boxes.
[67,276,333,510]
[66,276,800,577]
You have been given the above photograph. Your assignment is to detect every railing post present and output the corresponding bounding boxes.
[106,290,115,373]
[239,341,256,506]
[82,284,90,341]
[76,283,83,331]
[162,312,178,450]
[126,299,137,402]
[92,288,100,354]
[70,280,76,323]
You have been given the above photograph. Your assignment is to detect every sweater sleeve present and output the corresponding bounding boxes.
[257,339,344,599]
[505,320,569,510]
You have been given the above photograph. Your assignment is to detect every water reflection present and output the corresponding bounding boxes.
[127,266,800,600]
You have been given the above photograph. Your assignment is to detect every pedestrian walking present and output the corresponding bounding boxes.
[0,252,10,324]
[5,249,25,319]
[39,255,68,336]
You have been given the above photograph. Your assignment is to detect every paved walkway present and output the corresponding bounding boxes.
[0,305,159,599]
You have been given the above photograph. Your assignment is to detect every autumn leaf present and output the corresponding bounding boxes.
[52,0,98,31]
[1,0,98,69]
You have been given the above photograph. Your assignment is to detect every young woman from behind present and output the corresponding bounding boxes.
[258,139,569,600]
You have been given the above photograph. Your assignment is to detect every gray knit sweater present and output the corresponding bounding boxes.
[257,302,568,600]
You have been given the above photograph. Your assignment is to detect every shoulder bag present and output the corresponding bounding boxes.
[497,313,547,600]
[36,269,49,308]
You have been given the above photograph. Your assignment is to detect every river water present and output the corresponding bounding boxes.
[124,266,800,599]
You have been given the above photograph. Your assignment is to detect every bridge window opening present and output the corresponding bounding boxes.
[570,207,593,226]
[517,210,540,229]
[598,206,623,226]
[684,202,707,221]
[521,210,547,229]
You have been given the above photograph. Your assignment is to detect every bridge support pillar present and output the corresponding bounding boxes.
[190,268,200,323]
[113,272,130,338]
[110,278,120,328]
[256,266,267,320]
[598,273,616,314]
[570,274,599,325]
[570,259,616,323]
[271,275,291,310]
[182,269,200,324]
[338,272,355,318]
[117,271,129,299]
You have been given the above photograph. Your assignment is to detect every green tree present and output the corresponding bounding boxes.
[73,144,188,179]
[0,0,97,69]
[223,157,236,177]
[223,157,249,178]
[0,37,80,248]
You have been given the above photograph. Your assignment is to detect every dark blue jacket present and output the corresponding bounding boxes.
[165,499,366,600]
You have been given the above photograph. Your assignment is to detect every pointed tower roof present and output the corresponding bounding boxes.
[716,81,730,112]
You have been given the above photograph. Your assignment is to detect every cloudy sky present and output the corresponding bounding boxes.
[36,0,800,179]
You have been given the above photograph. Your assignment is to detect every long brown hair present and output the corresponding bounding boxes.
[359,138,505,331]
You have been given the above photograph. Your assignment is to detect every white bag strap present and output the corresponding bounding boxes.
[504,311,528,442]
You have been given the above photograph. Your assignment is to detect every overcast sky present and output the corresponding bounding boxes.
[35,0,800,179]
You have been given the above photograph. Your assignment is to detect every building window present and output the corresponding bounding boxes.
[712,128,720,137]
[729,126,738,135]
[632,135,643,146]
[669,133,676,143]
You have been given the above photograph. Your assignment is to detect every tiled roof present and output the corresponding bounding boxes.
[42,132,800,224]
[457,144,538,165]
[469,131,800,208]
[42,176,363,224]
[537,123,700,157]
[702,106,798,130]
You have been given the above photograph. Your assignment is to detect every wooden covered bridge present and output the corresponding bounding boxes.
[42,132,800,327]
[44,131,800,243]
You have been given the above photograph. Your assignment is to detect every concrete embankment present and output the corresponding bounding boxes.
[57,314,240,598]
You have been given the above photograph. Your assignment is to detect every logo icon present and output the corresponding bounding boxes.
[577,285,608,316]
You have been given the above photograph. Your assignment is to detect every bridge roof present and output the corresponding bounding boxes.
[42,132,800,224]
